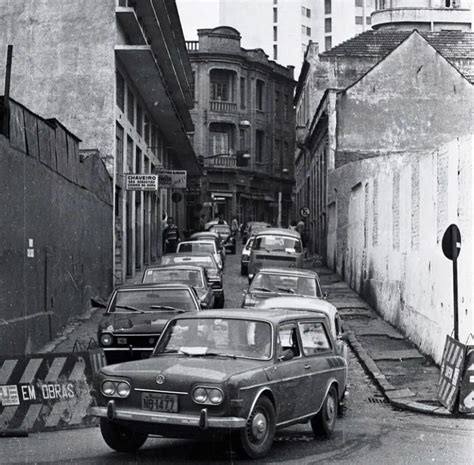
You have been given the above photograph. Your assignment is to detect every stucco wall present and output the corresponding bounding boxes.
[0,0,116,170]
[328,137,473,364]
[0,101,113,355]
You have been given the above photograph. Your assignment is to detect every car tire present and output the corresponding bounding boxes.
[100,419,148,452]
[240,264,247,276]
[215,295,225,308]
[311,385,337,438]
[238,396,276,459]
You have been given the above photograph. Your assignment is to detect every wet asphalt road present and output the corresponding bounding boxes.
[2,246,473,464]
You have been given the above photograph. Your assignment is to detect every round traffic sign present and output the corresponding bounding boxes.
[442,224,461,261]
[299,207,310,218]
[171,192,183,203]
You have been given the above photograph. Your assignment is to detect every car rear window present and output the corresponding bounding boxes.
[254,235,302,253]
[178,242,214,254]
[161,255,218,272]
[143,269,204,287]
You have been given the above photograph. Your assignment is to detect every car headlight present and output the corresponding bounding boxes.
[101,380,131,398]
[192,387,224,405]
[100,333,113,347]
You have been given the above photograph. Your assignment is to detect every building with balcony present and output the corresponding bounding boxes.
[0,0,201,284]
[186,27,295,227]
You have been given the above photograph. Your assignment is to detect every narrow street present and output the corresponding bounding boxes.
[1,248,473,465]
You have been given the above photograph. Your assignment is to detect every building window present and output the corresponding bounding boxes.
[306,8,311,18]
[136,104,143,136]
[126,136,134,172]
[209,123,234,156]
[283,141,289,171]
[273,7,277,22]
[273,44,278,60]
[306,27,311,36]
[301,25,306,34]
[240,77,246,109]
[256,130,264,163]
[116,123,124,176]
[274,90,280,117]
[355,0,363,6]
[144,115,150,145]
[273,26,278,41]
[325,18,332,33]
[127,89,134,126]
[366,16,371,24]
[325,0,331,15]
[210,69,235,101]
[325,36,332,50]
[301,6,305,15]
[116,71,125,112]
[256,80,265,111]
[355,16,363,24]
[190,71,195,101]
[273,0,277,3]
[284,94,289,121]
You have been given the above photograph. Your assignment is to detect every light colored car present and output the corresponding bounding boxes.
[176,240,223,270]
[90,308,347,459]
[240,236,254,275]
[257,295,348,361]
[248,228,303,279]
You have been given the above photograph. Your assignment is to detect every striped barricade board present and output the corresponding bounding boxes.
[458,347,474,414]
[437,336,467,412]
[0,350,105,435]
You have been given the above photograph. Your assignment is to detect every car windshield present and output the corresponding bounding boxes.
[155,318,272,360]
[161,255,218,273]
[110,289,198,313]
[178,242,215,254]
[143,269,204,288]
[254,235,302,253]
[251,274,317,296]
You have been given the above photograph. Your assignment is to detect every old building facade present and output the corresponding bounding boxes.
[187,27,295,227]
[0,0,200,284]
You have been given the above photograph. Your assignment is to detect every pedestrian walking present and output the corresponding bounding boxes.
[199,214,206,231]
[231,216,239,235]
[162,217,180,254]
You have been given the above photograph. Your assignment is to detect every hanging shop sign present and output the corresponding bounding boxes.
[157,170,187,189]
[126,174,158,191]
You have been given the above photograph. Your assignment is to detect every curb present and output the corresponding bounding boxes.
[343,325,473,418]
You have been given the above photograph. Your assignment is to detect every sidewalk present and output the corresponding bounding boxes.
[305,256,458,416]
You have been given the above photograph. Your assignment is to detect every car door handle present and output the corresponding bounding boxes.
[304,364,311,370]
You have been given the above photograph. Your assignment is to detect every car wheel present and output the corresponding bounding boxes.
[239,396,276,459]
[311,385,337,438]
[100,419,148,452]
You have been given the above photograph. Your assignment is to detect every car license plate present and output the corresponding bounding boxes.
[141,393,178,413]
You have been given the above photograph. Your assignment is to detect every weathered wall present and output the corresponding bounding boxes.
[0,100,113,355]
[0,0,116,172]
[328,137,473,364]
[336,33,474,159]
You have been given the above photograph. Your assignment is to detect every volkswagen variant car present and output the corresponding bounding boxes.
[242,268,323,308]
[248,228,303,279]
[95,284,201,364]
[89,309,347,459]
[160,253,224,308]
[209,224,236,254]
[176,240,223,270]
[189,231,226,264]
[142,265,214,309]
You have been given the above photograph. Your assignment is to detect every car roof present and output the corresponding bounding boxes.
[256,267,319,278]
[191,232,220,238]
[179,240,215,245]
[256,296,337,317]
[255,228,301,238]
[114,283,196,292]
[169,308,329,324]
[162,252,214,258]
[143,264,205,273]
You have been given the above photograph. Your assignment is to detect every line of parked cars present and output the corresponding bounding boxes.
[90,222,348,459]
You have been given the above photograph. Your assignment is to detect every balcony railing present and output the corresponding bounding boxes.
[210,100,237,113]
[206,156,236,168]
[186,41,199,51]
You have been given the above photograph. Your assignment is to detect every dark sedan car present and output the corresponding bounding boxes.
[142,265,215,309]
[89,309,347,459]
[242,268,324,308]
[95,283,201,364]
[160,253,225,308]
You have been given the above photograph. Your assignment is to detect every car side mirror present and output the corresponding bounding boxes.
[278,349,294,362]
[91,297,106,309]
[338,332,351,342]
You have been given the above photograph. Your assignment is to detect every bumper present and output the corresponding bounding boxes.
[89,405,246,430]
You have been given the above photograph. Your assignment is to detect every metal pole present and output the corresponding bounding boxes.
[2,44,13,136]
[277,191,282,228]
[452,227,459,341]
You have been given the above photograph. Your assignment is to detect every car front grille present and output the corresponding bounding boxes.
[112,334,160,347]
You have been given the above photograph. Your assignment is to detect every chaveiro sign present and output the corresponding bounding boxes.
[126,174,158,191]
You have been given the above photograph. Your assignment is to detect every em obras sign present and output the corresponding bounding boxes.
[126,174,158,191]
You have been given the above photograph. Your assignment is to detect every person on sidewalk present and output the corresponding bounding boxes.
[162,217,180,254]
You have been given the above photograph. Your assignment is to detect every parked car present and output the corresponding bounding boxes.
[242,221,271,244]
[189,231,226,264]
[94,284,201,364]
[89,308,347,459]
[204,219,228,230]
[160,253,225,308]
[248,228,303,279]
[240,236,255,275]
[209,224,236,254]
[141,265,215,309]
[242,268,323,308]
[176,240,223,270]
[256,296,348,361]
